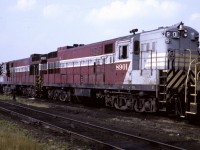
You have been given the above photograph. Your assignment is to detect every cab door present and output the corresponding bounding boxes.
[115,39,132,84]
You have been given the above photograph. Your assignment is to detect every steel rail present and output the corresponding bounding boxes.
[0,100,185,150]
[0,104,122,150]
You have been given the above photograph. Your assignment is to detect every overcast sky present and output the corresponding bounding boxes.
[0,0,200,62]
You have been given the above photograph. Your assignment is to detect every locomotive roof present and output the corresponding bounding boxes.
[140,22,198,34]
[5,22,198,64]
[57,34,134,52]
[58,22,197,51]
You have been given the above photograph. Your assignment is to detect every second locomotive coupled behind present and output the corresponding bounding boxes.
[0,22,200,117]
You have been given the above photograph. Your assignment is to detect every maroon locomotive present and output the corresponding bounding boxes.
[1,22,200,116]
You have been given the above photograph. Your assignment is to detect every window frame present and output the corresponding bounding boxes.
[119,45,128,59]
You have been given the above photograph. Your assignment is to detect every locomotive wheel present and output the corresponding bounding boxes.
[3,86,11,94]
[22,88,27,96]
[59,91,67,101]
[59,91,71,102]
[30,88,35,98]
[134,98,145,112]
[53,90,59,100]
[27,88,31,97]
[105,94,113,107]
[48,90,53,99]
[114,96,128,110]
[2,87,6,93]
[38,92,42,98]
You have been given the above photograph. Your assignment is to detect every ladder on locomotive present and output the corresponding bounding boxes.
[185,60,200,115]
[159,70,168,111]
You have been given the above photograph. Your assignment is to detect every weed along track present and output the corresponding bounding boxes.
[0,100,184,150]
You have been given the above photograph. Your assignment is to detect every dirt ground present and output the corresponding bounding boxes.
[1,97,200,149]
[47,101,200,149]
[0,113,89,150]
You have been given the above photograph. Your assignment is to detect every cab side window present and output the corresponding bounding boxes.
[134,40,140,55]
[119,45,128,59]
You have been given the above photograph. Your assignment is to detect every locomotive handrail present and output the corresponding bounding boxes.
[185,58,196,103]
[184,49,192,103]
[184,48,200,104]
[197,70,200,80]
[196,61,200,80]
[192,62,200,104]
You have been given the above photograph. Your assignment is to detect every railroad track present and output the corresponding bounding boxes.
[0,100,185,150]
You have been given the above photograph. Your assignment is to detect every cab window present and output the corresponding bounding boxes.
[134,40,140,54]
[104,43,113,54]
[119,45,128,59]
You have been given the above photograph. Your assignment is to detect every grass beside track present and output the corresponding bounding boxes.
[0,94,49,108]
[0,94,90,150]
[0,117,44,150]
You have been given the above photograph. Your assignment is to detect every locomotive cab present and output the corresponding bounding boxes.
[126,22,200,116]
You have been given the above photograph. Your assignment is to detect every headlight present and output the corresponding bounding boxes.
[183,33,188,38]
[183,30,187,38]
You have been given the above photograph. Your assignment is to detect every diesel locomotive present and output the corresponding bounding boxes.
[0,22,200,117]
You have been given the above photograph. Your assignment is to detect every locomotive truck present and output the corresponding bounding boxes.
[0,22,199,117]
